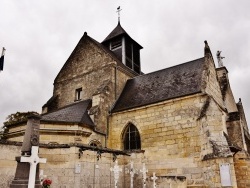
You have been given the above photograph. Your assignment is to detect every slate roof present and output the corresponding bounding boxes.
[41,99,94,127]
[111,57,205,113]
[102,22,143,49]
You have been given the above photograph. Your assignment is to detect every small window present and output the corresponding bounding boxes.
[123,123,141,151]
[75,88,82,101]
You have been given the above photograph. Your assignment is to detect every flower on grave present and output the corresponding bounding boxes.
[42,178,52,188]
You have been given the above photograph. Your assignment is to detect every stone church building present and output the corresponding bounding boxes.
[1,21,250,188]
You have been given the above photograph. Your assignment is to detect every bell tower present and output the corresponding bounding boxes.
[102,21,143,74]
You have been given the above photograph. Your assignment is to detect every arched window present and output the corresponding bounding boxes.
[123,123,141,151]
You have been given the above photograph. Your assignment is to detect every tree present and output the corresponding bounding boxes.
[4,111,39,126]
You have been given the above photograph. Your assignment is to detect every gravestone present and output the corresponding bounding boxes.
[110,160,122,188]
[140,163,148,188]
[21,146,46,188]
[151,172,158,188]
[129,161,135,188]
[10,115,43,188]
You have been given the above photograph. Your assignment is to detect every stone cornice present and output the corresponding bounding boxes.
[3,128,92,139]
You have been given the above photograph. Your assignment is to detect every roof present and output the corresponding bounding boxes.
[102,22,128,42]
[41,99,95,127]
[111,57,205,113]
[102,22,143,49]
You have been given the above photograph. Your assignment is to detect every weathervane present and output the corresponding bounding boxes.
[117,6,122,23]
[216,51,225,68]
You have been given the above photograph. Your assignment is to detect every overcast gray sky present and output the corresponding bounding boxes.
[0,0,250,128]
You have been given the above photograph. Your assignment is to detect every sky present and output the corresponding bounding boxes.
[0,0,250,128]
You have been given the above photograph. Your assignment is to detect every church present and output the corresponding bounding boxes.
[1,19,250,188]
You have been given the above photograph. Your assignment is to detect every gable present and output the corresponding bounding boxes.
[112,58,205,113]
[54,33,118,83]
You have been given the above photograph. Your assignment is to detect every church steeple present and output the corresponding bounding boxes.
[102,22,143,74]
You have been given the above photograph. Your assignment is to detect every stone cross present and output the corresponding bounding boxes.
[140,163,148,188]
[110,160,122,188]
[151,172,158,188]
[21,146,47,188]
[130,161,135,188]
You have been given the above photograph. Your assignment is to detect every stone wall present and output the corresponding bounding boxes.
[0,143,189,188]
[201,158,237,188]
[109,95,203,185]
[50,35,134,133]
[203,53,224,108]
[5,122,106,147]
[40,123,105,146]
[216,67,238,113]
[108,94,237,187]
[234,152,250,188]
[54,35,116,107]
[0,144,21,188]
[199,97,231,160]
[40,147,191,188]
[227,120,244,149]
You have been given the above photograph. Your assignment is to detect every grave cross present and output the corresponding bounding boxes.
[130,161,135,188]
[151,172,158,188]
[21,146,47,188]
[140,163,148,188]
[110,160,122,188]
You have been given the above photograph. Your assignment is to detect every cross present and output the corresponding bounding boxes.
[21,146,47,188]
[151,172,158,188]
[140,163,148,188]
[130,161,135,188]
[39,169,47,182]
[216,50,225,67]
[110,160,122,188]
[116,6,122,23]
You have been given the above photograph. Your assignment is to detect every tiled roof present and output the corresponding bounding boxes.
[41,99,94,127]
[111,57,205,113]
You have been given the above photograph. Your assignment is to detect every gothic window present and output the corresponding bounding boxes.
[123,123,141,151]
[75,88,82,101]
